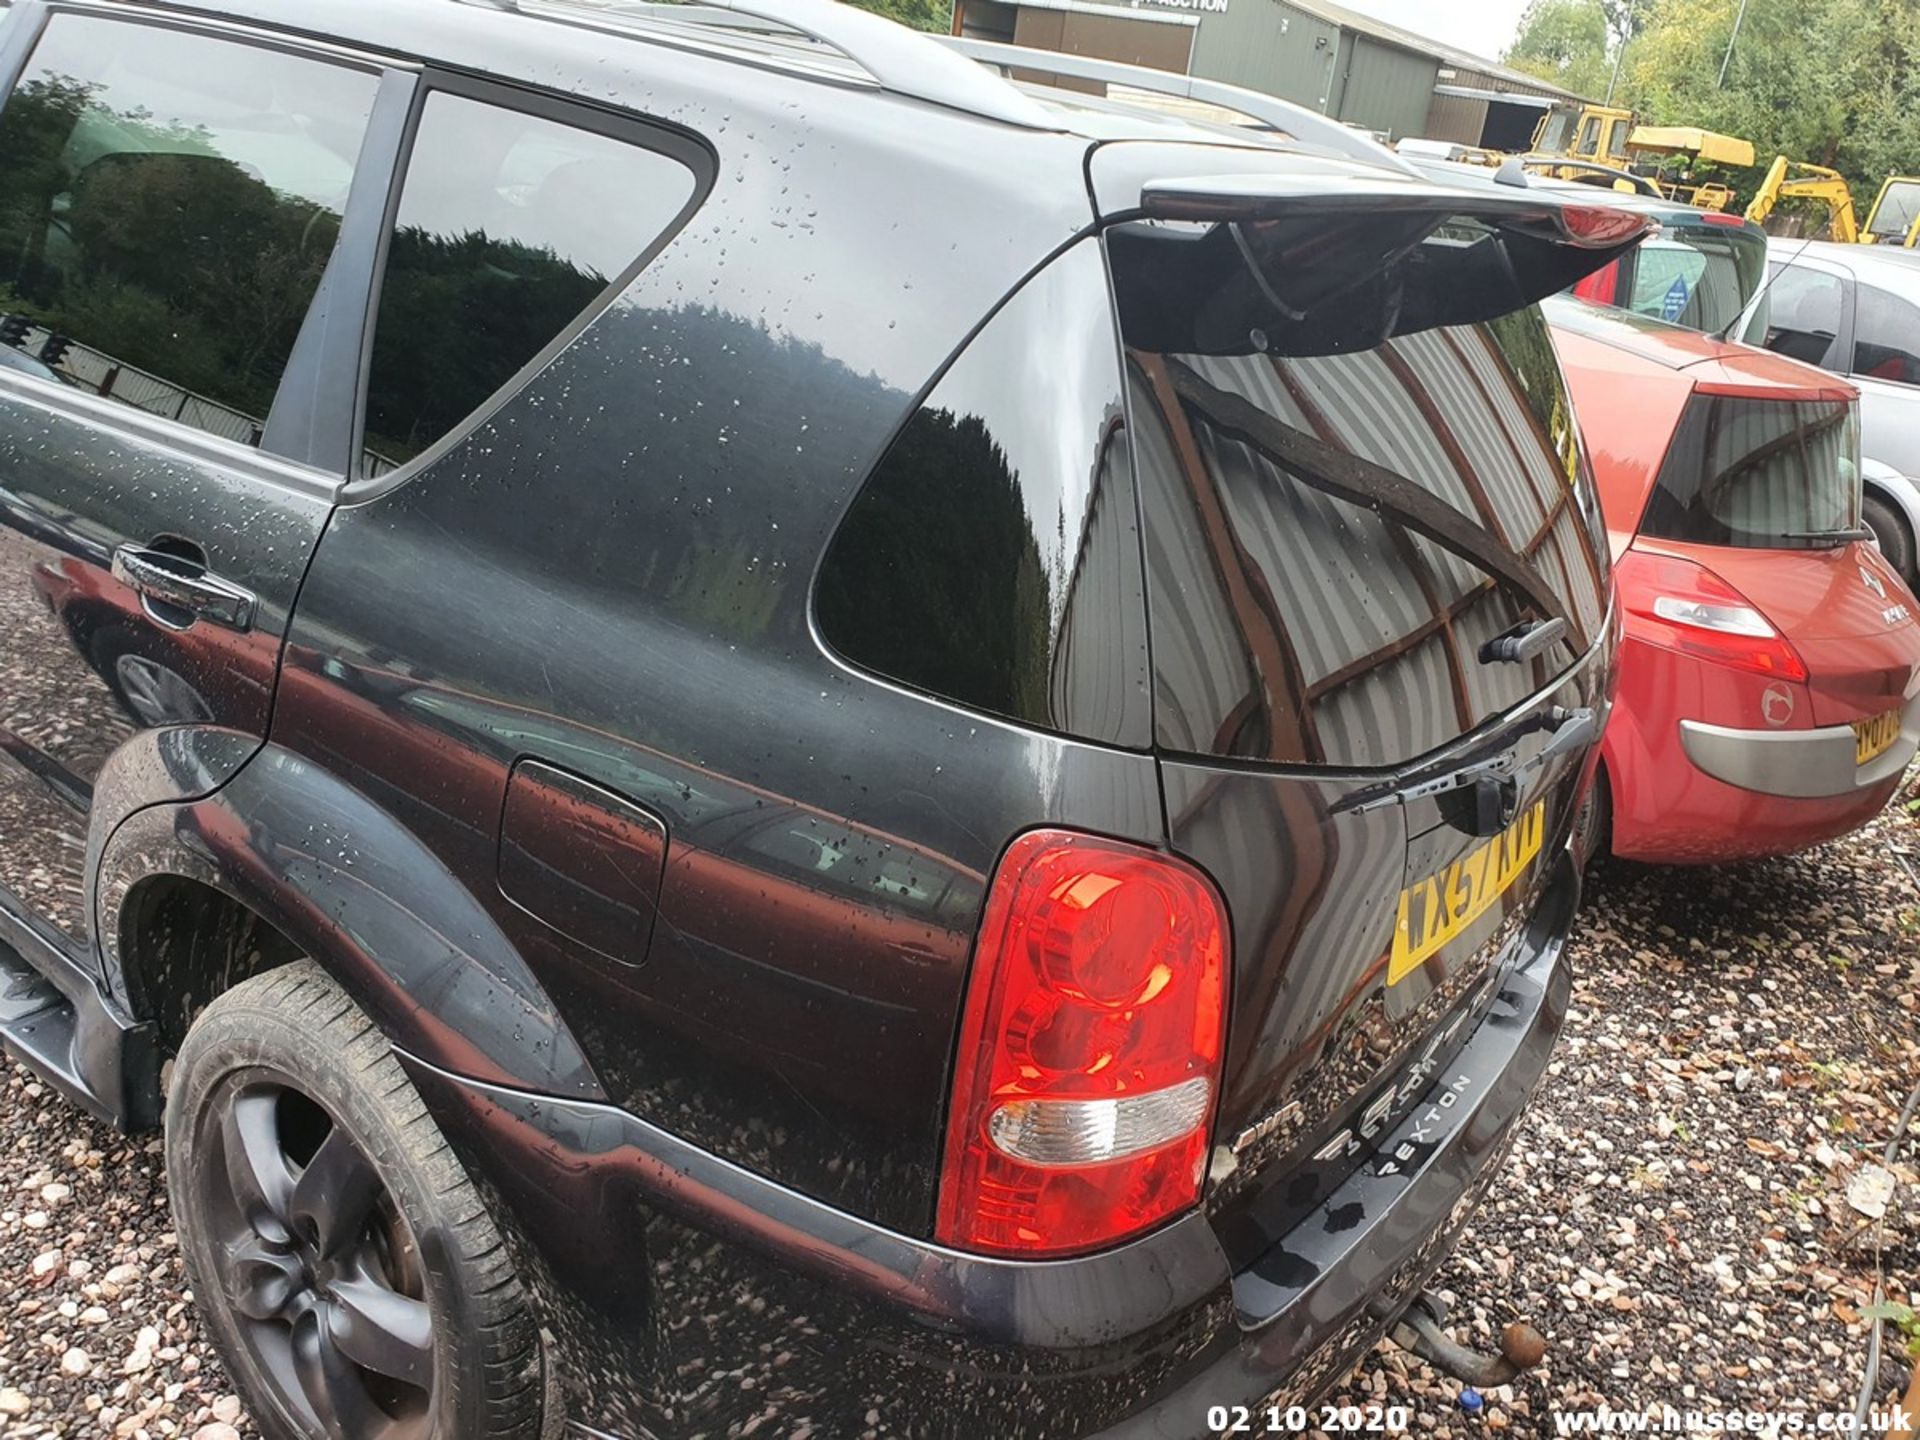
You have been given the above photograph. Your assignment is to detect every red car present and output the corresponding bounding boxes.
[1550,296,1920,863]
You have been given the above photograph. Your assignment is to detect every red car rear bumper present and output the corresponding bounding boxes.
[1603,642,1919,864]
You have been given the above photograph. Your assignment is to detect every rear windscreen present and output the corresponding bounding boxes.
[1112,223,1609,769]
[1622,227,1767,336]
[1639,396,1862,549]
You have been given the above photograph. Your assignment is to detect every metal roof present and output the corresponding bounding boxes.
[1766,237,1920,283]
[1281,0,1589,103]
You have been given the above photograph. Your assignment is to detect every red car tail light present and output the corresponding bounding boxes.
[1618,548,1808,682]
[935,830,1228,1258]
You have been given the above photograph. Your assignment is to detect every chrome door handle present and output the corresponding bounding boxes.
[111,545,256,631]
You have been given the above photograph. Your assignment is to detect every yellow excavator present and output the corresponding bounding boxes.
[1522,102,1754,211]
[1743,157,1920,246]
[1866,176,1920,245]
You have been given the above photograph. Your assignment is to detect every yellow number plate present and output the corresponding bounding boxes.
[1854,710,1902,766]
[1390,801,1545,986]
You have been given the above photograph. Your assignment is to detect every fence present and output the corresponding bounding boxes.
[8,322,264,449]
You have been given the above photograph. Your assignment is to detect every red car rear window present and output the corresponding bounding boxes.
[1639,395,1862,550]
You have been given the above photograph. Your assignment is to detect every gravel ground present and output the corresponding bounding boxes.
[1326,776,1920,1434]
[0,789,1913,1438]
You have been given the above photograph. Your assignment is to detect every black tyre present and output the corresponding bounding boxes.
[1863,493,1916,589]
[166,961,547,1440]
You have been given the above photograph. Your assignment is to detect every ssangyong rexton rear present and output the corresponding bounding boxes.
[0,2,1639,1436]
[804,149,1637,1433]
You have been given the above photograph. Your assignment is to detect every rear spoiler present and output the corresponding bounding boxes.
[1135,171,1650,247]
[1097,158,1653,357]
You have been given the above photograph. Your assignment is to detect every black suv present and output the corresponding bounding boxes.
[0,0,1635,1434]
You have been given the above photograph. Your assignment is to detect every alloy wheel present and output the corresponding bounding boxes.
[204,1076,436,1440]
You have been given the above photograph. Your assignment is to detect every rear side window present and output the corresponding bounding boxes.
[0,15,378,445]
[1622,228,1765,335]
[1852,283,1920,385]
[1113,226,1607,769]
[1762,263,1846,370]
[814,241,1151,748]
[361,91,700,474]
[1639,396,1861,549]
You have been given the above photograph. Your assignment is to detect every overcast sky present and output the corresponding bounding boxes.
[1334,0,1535,64]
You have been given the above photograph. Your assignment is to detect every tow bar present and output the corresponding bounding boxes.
[1388,1290,1547,1388]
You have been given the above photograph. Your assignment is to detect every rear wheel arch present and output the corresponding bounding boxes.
[95,745,604,1104]
[1861,480,1918,584]
[114,874,303,1061]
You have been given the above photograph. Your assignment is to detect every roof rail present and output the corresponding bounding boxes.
[454,0,1059,130]
[939,36,1418,177]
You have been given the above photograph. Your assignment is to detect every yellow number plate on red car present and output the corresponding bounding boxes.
[1389,801,1545,985]
[1855,709,1902,766]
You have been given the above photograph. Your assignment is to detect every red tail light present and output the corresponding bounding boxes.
[1572,260,1620,307]
[1618,548,1807,682]
[936,830,1228,1258]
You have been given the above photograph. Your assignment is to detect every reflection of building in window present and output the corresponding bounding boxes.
[1132,319,1605,768]
[1641,397,1857,545]
[1047,420,1148,745]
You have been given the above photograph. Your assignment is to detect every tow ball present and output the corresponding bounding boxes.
[1387,1290,1547,1388]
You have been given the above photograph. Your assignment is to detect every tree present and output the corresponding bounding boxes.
[1506,0,1615,98]
[843,0,952,33]
[1621,0,1920,205]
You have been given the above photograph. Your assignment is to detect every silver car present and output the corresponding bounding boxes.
[1762,238,1920,583]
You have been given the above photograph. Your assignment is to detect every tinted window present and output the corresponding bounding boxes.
[1639,397,1861,549]
[1117,239,1606,767]
[0,16,377,445]
[814,241,1150,747]
[1852,283,1920,385]
[1762,262,1846,370]
[362,93,698,473]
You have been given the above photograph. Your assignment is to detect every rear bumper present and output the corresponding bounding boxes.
[1095,859,1573,1435]
[405,857,1576,1440]
[1678,685,1920,798]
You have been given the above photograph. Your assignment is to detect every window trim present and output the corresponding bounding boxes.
[261,65,420,474]
[0,0,414,490]
[40,0,409,71]
[344,67,717,499]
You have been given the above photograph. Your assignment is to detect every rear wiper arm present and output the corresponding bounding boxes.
[1334,705,1600,829]
[1764,525,1872,543]
[1480,616,1566,665]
